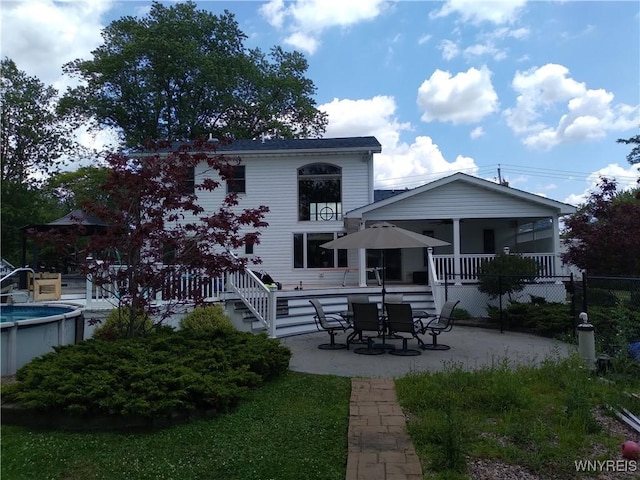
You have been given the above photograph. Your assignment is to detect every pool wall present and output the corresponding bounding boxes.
[1,304,84,375]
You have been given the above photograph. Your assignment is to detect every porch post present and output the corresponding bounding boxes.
[358,221,367,287]
[552,215,561,277]
[453,218,461,285]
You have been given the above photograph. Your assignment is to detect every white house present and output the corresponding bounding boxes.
[84,136,578,335]
[199,138,576,289]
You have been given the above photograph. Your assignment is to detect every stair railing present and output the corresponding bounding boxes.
[226,267,277,338]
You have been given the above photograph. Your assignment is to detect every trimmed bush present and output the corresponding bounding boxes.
[487,302,573,337]
[180,305,235,334]
[452,308,471,320]
[2,328,291,424]
[93,307,153,341]
[477,253,538,302]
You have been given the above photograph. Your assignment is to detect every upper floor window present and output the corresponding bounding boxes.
[183,166,195,195]
[298,163,342,221]
[227,165,246,194]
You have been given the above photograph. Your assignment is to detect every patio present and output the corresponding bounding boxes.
[279,327,575,378]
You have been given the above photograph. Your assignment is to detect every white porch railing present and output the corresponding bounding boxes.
[226,268,277,338]
[432,253,559,282]
[85,264,225,308]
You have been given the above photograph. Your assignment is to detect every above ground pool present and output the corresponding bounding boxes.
[0,303,84,375]
[1,305,77,323]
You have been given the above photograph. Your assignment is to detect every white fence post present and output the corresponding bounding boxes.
[268,286,278,338]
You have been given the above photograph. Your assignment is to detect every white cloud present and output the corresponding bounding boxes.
[438,39,460,60]
[259,0,387,54]
[505,63,640,149]
[430,0,526,25]
[320,95,411,148]
[417,34,432,45]
[463,42,507,61]
[318,96,479,189]
[417,66,499,124]
[0,0,112,90]
[470,126,485,139]
[564,163,640,206]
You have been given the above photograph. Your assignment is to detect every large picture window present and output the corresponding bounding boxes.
[293,232,348,269]
[298,163,342,221]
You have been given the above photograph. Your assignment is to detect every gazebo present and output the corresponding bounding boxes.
[19,209,109,274]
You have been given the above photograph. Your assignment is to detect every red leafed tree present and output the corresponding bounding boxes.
[78,139,269,337]
[562,177,640,275]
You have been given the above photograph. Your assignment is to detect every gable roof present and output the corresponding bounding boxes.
[348,172,577,217]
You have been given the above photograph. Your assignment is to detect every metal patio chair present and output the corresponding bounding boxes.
[384,302,424,356]
[418,300,460,351]
[309,298,350,350]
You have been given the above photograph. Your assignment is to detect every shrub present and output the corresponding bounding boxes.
[93,307,153,340]
[180,305,235,334]
[452,308,471,320]
[477,253,538,302]
[3,328,291,423]
[487,302,573,337]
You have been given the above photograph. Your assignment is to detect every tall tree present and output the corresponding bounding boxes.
[561,177,640,275]
[0,58,78,264]
[60,1,327,147]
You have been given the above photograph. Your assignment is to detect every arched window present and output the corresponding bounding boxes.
[298,163,342,221]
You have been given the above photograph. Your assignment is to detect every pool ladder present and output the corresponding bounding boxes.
[0,267,35,304]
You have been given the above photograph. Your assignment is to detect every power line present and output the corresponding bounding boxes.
[376,162,639,190]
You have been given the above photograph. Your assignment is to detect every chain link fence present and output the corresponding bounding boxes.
[442,274,576,335]
[580,274,640,356]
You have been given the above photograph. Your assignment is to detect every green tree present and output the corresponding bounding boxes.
[561,177,640,275]
[44,166,111,213]
[0,58,78,264]
[617,131,640,165]
[477,252,539,302]
[60,1,327,147]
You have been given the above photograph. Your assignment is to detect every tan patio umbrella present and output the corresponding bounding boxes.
[320,222,450,304]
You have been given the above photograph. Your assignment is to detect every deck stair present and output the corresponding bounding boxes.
[225,286,436,338]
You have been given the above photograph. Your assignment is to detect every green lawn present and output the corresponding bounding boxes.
[3,355,639,480]
[1,372,351,480]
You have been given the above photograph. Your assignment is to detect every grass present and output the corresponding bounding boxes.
[1,371,351,480]
[395,355,640,479]
[3,352,639,480]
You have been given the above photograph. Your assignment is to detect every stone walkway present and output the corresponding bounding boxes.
[346,378,423,480]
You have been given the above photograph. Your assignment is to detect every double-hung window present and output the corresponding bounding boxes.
[227,165,246,194]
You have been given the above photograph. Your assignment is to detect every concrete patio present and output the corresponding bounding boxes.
[279,326,575,378]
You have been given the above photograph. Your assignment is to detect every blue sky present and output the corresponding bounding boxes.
[2,0,639,206]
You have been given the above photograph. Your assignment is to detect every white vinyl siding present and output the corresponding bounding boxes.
[360,182,559,221]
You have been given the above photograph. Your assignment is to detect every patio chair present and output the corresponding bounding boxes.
[309,298,350,350]
[348,302,385,355]
[384,302,424,356]
[418,300,460,351]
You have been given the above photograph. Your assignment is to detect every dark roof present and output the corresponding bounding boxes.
[159,136,381,153]
[20,210,108,233]
[374,189,409,202]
